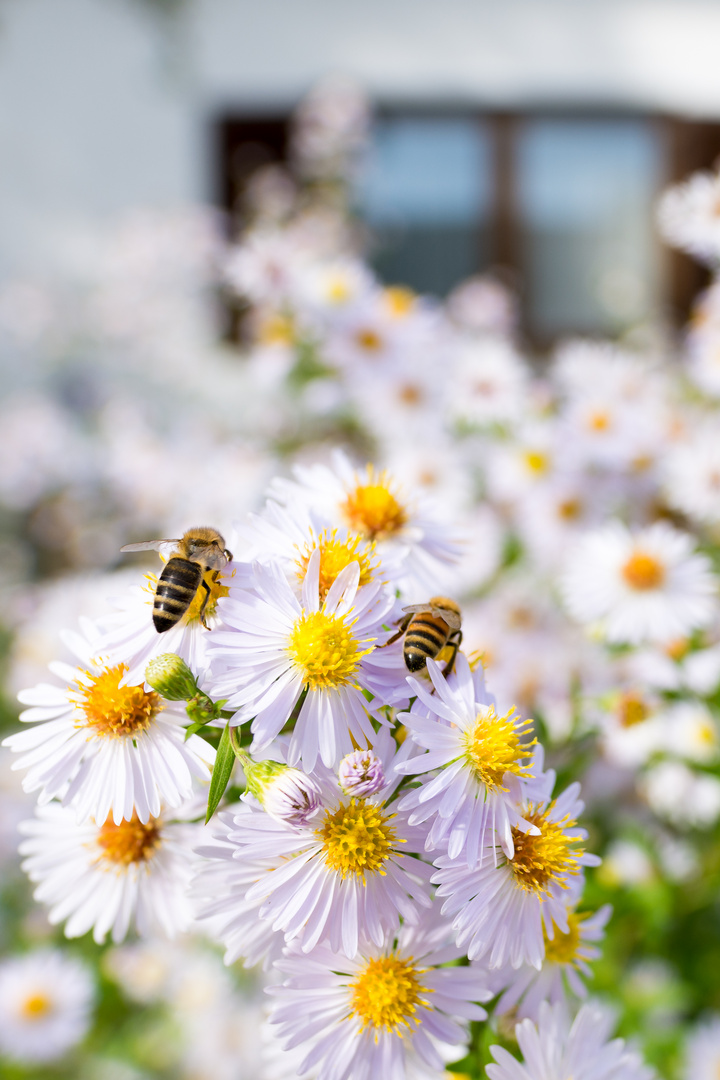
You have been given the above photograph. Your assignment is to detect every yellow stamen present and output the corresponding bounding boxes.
[509,804,584,896]
[350,954,431,1034]
[355,328,383,352]
[587,410,610,432]
[621,551,665,591]
[288,611,372,691]
[543,910,587,964]
[341,467,408,540]
[21,994,52,1019]
[326,275,352,304]
[295,530,378,601]
[71,664,161,738]
[384,285,415,317]
[186,571,230,624]
[318,797,399,878]
[522,450,550,475]
[97,814,161,866]
[558,498,582,521]
[617,691,649,728]
[462,706,536,791]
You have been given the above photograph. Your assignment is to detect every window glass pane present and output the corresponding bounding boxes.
[359,117,492,296]
[516,119,664,337]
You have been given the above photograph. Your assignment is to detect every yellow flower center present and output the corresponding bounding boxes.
[462,706,536,791]
[318,797,399,878]
[20,993,52,1019]
[588,409,611,432]
[295,530,378,602]
[665,637,690,661]
[71,664,161,737]
[97,814,161,866]
[384,285,415,317]
[350,954,430,1034]
[543,910,586,965]
[355,328,383,352]
[621,551,665,591]
[288,611,371,691]
[341,468,408,540]
[326,275,352,304]
[558,497,582,521]
[186,570,230,624]
[257,312,296,346]
[617,691,649,728]
[522,450,550,475]
[509,805,584,896]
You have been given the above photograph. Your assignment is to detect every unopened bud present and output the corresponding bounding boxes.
[242,757,321,826]
[145,654,198,700]
[338,749,385,797]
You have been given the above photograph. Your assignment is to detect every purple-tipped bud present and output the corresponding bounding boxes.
[262,768,322,827]
[338,750,385,797]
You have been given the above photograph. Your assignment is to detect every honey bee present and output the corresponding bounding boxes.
[385,596,462,677]
[121,527,232,633]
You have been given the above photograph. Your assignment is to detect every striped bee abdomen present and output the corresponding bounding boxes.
[403,613,451,672]
[152,557,204,633]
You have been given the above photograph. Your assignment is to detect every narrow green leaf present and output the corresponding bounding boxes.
[205,722,235,824]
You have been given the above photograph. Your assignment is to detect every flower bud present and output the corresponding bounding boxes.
[338,749,385,797]
[242,758,321,827]
[145,654,198,700]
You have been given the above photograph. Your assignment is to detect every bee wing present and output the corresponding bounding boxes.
[401,603,431,615]
[432,606,461,629]
[120,539,181,556]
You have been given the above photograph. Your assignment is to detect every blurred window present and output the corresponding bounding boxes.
[216,111,720,343]
[516,118,664,337]
[359,116,493,297]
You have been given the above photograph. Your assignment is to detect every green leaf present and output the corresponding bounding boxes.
[205,722,235,824]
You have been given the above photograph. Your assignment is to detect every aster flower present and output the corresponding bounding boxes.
[268,449,462,593]
[658,168,720,264]
[490,902,612,1022]
[193,731,432,960]
[395,655,545,869]
[432,781,599,969]
[19,799,202,944]
[560,520,716,645]
[4,622,214,825]
[206,551,406,771]
[268,911,492,1080]
[0,950,95,1064]
[487,1001,654,1080]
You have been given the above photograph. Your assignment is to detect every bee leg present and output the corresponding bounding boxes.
[440,630,463,678]
[378,615,411,648]
[198,575,214,629]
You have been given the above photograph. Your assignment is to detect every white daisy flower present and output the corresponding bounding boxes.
[235,496,391,597]
[0,949,95,1064]
[658,168,720,264]
[639,761,720,828]
[4,622,215,825]
[449,336,529,427]
[206,552,406,771]
[19,799,202,943]
[395,655,544,869]
[267,911,492,1080]
[193,732,433,960]
[487,1001,654,1080]
[432,782,598,969]
[663,425,720,525]
[490,902,612,1022]
[268,450,462,594]
[686,313,720,399]
[560,521,717,645]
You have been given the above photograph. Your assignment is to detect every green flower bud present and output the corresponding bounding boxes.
[145,654,198,701]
